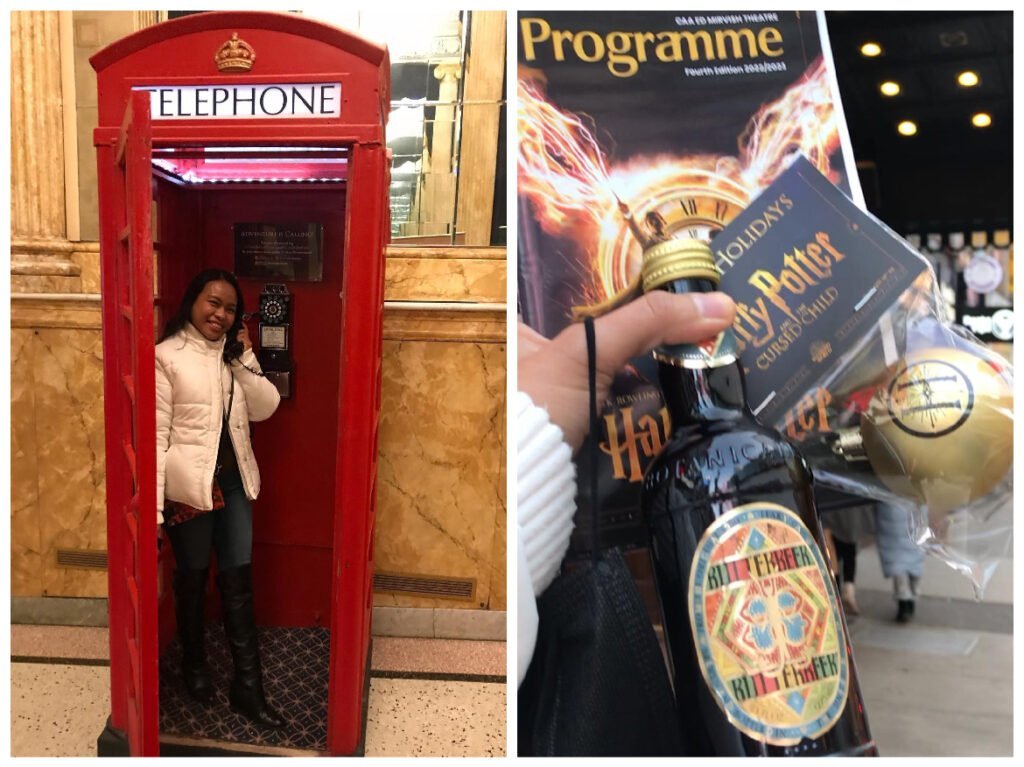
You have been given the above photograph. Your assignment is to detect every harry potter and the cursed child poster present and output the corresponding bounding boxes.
[516,11,865,549]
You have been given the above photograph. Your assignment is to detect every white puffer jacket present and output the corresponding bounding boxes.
[155,322,281,522]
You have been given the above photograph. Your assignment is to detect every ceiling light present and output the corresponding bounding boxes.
[971,112,992,128]
[897,120,918,137]
[879,81,901,97]
[957,70,980,87]
[860,42,882,57]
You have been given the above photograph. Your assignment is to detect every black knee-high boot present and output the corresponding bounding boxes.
[174,568,213,703]
[217,564,285,729]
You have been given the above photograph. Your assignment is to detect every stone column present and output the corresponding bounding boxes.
[414,62,461,237]
[455,11,506,246]
[10,10,80,293]
[430,62,462,173]
[133,11,163,29]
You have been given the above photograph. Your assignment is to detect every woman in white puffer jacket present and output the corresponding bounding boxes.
[156,268,284,730]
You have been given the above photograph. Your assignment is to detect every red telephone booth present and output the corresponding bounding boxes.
[91,12,389,756]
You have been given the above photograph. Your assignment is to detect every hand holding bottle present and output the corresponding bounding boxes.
[518,290,735,452]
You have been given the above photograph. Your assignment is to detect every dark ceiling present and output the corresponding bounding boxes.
[824,11,1013,235]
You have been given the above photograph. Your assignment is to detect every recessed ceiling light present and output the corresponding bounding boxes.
[860,42,883,57]
[957,70,980,87]
[880,81,901,97]
[972,112,992,128]
[897,120,918,137]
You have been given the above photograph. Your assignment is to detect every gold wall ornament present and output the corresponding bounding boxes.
[215,32,255,72]
[835,346,1013,514]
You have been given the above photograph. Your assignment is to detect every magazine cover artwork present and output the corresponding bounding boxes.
[517,11,862,550]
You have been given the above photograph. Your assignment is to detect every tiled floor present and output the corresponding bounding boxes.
[845,548,1013,757]
[365,679,506,757]
[10,626,506,757]
[11,663,110,757]
[11,550,1011,758]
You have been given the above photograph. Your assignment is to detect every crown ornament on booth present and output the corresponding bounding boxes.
[215,33,255,72]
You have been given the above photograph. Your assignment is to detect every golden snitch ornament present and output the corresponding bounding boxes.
[832,346,1013,518]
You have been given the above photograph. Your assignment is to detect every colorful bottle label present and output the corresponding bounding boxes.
[689,502,849,746]
[654,326,739,369]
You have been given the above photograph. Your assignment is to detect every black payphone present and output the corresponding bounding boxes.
[248,283,293,398]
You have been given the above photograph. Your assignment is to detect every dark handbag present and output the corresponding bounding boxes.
[518,318,682,756]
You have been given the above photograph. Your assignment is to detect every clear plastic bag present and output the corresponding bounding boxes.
[776,267,1014,597]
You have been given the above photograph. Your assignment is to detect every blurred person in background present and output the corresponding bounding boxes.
[875,501,925,623]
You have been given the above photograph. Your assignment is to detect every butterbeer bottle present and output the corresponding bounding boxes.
[639,239,877,756]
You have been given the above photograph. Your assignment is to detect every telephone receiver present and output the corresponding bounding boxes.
[225,311,270,361]
[224,320,246,362]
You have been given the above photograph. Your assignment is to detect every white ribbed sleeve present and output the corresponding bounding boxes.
[516,391,577,685]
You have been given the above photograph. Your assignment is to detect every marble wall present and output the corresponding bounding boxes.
[72,12,138,243]
[374,245,507,610]
[10,247,508,611]
[11,300,108,598]
[375,303,506,610]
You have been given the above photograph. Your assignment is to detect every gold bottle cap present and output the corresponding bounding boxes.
[641,238,721,293]
[572,237,722,320]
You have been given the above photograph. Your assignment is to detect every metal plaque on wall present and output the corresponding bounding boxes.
[233,223,324,282]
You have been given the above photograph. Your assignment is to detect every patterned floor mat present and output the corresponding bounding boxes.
[159,625,330,751]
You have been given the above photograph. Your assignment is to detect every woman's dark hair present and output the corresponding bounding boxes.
[159,268,245,362]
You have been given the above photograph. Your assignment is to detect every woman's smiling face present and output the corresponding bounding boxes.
[191,279,238,341]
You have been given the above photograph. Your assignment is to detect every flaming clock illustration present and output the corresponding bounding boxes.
[518,57,844,315]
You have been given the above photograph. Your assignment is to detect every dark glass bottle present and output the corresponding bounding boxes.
[639,239,877,756]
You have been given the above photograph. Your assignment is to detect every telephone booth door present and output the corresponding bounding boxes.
[92,12,389,757]
[98,90,160,757]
